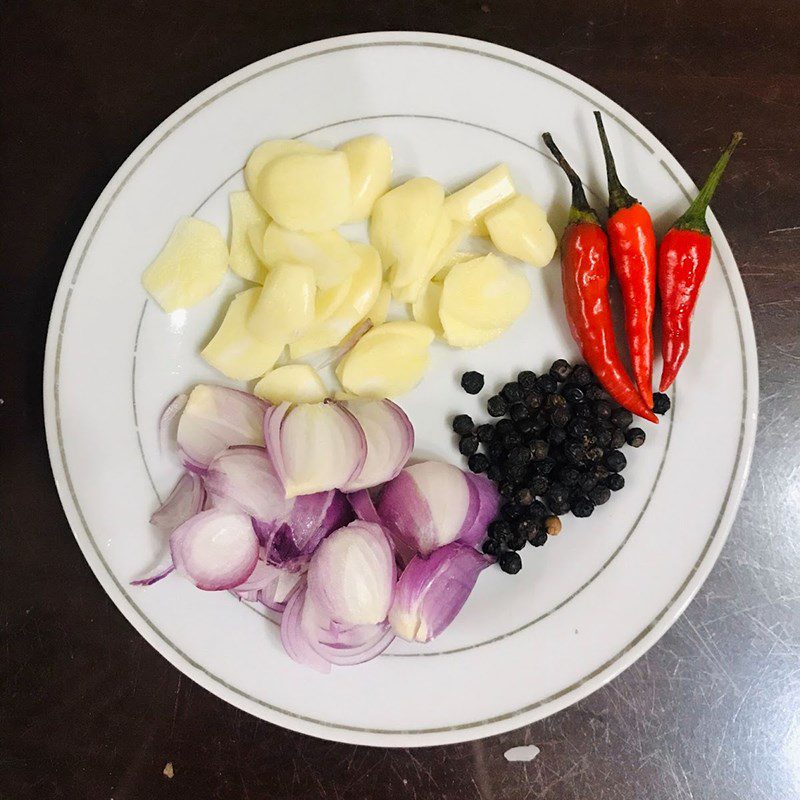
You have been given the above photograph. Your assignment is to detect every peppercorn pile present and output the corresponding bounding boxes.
[453,360,670,574]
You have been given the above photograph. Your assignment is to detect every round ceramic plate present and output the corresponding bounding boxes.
[44,32,757,747]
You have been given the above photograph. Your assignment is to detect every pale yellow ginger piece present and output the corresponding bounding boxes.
[201,288,284,380]
[244,139,323,196]
[261,222,359,290]
[228,192,269,283]
[443,164,515,237]
[392,211,453,304]
[440,253,531,331]
[365,282,391,327]
[256,151,351,232]
[411,281,444,337]
[253,364,328,404]
[369,177,445,289]
[439,307,505,348]
[338,135,393,222]
[289,243,382,359]
[432,250,479,283]
[247,263,315,343]
[142,217,227,312]
[335,320,434,398]
[484,194,557,267]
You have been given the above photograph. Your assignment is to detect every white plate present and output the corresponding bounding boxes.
[44,32,757,747]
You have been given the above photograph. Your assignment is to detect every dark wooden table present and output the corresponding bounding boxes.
[2,3,799,798]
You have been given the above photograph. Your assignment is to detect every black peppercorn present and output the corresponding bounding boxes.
[585,384,610,401]
[525,390,543,411]
[570,364,593,386]
[589,485,612,506]
[495,418,515,436]
[605,473,625,491]
[499,550,522,574]
[529,414,549,433]
[516,486,534,506]
[531,530,549,547]
[571,494,595,517]
[585,445,605,463]
[594,400,613,421]
[487,464,502,482]
[488,519,511,542]
[548,498,571,515]
[508,445,532,466]
[549,359,572,381]
[487,395,507,417]
[509,402,529,422]
[562,384,584,404]
[653,393,671,415]
[502,382,523,403]
[626,427,646,447]
[595,428,613,448]
[487,441,505,461]
[549,406,571,428]
[501,502,523,521]
[459,435,479,456]
[528,439,549,461]
[528,475,550,496]
[482,538,502,556]
[516,517,539,540]
[558,466,580,487]
[577,471,598,492]
[517,370,537,391]
[536,374,558,394]
[545,392,567,410]
[505,463,527,482]
[548,427,567,446]
[499,480,516,498]
[605,450,627,472]
[531,457,555,476]
[516,418,536,435]
[567,418,593,439]
[460,371,485,394]
[501,430,522,448]
[565,441,586,465]
[528,500,547,521]
[610,429,626,450]
[476,423,495,442]
[610,407,633,429]
[452,414,474,435]
[468,453,490,473]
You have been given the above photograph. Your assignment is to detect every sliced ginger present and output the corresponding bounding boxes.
[142,217,228,312]
[256,151,351,232]
[339,135,393,222]
[244,139,323,197]
[484,194,557,267]
[202,287,284,380]
[443,165,515,237]
[438,253,531,349]
[289,242,382,359]
[228,192,269,283]
[248,263,315,343]
[261,222,360,290]
[253,364,328,404]
[336,320,434,398]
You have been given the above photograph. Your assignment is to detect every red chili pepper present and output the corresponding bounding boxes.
[542,133,658,424]
[658,132,742,391]
[593,112,657,409]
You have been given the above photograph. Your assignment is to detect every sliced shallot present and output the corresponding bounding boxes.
[150,471,206,531]
[265,401,366,498]
[389,542,492,643]
[177,384,267,472]
[307,520,396,626]
[170,509,259,591]
[340,400,414,492]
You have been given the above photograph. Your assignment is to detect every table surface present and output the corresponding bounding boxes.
[2,2,799,799]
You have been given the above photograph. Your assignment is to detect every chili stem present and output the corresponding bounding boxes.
[593,111,637,215]
[674,132,743,234]
[542,132,599,225]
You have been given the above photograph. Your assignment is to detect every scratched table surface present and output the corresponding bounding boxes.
[2,2,799,798]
